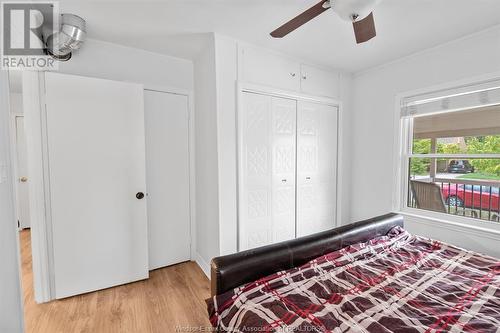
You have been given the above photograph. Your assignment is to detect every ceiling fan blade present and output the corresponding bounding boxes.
[270,0,330,38]
[352,12,376,44]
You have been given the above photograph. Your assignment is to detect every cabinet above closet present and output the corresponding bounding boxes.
[238,45,341,99]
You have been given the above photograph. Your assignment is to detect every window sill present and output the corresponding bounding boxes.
[398,207,500,241]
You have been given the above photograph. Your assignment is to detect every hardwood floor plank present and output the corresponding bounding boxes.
[19,230,211,333]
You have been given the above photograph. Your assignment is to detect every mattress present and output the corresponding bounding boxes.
[207,227,500,332]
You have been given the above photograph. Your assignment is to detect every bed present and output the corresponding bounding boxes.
[207,213,500,332]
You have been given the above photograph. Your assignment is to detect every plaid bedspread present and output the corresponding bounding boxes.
[207,227,500,332]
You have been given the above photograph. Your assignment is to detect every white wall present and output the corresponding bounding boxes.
[55,38,193,91]
[337,72,354,225]
[10,93,23,114]
[193,35,221,276]
[214,34,239,255]
[0,71,24,332]
[350,26,500,257]
[213,34,354,254]
[192,33,238,272]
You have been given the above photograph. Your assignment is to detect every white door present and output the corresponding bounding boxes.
[144,90,191,270]
[296,101,338,237]
[15,116,30,229]
[44,72,148,299]
[239,92,296,251]
[271,97,297,243]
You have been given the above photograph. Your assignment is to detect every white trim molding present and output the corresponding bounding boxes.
[195,252,211,279]
[392,72,500,254]
[1,67,25,333]
[238,81,342,107]
[9,113,22,230]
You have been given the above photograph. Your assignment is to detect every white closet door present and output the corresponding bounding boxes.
[271,97,297,243]
[296,101,338,237]
[44,72,148,299]
[144,90,190,270]
[239,92,296,251]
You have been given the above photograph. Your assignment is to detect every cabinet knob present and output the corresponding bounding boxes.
[136,192,145,200]
[302,75,307,80]
[20,176,28,183]
[290,72,296,77]
[281,179,287,183]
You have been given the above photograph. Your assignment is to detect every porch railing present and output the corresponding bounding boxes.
[409,177,500,222]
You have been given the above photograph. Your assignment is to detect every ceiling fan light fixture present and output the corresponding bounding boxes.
[330,0,381,21]
[45,14,86,61]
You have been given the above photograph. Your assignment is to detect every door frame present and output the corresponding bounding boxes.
[235,81,343,251]
[22,72,196,303]
[22,71,55,303]
[10,113,24,230]
[2,64,25,333]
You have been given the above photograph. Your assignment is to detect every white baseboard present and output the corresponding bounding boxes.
[195,252,210,279]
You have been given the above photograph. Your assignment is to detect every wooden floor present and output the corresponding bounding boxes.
[19,230,212,333]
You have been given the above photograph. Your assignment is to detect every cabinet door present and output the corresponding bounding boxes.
[296,101,338,237]
[300,64,340,99]
[239,92,296,251]
[240,46,300,92]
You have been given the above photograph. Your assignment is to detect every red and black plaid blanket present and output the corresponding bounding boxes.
[207,227,500,332]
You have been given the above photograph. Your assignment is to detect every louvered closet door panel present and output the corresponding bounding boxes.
[297,101,338,237]
[239,93,297,251]
[271,97,297,243]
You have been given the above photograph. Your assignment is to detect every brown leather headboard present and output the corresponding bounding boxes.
[210,213,404,296]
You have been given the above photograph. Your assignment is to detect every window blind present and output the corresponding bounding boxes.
[401,79,500,117]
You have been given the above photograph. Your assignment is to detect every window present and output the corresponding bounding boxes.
[401,83,500,224]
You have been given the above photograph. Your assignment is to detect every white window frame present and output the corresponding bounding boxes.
[393,73,500,234]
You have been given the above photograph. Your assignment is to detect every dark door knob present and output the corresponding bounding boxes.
[136,192,145,200]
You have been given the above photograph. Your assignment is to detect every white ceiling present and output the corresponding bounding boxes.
[60,0,500,72]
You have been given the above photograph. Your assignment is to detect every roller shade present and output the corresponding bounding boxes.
[401,79,500,118]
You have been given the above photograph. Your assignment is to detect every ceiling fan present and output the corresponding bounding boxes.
[270,0,382,44]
